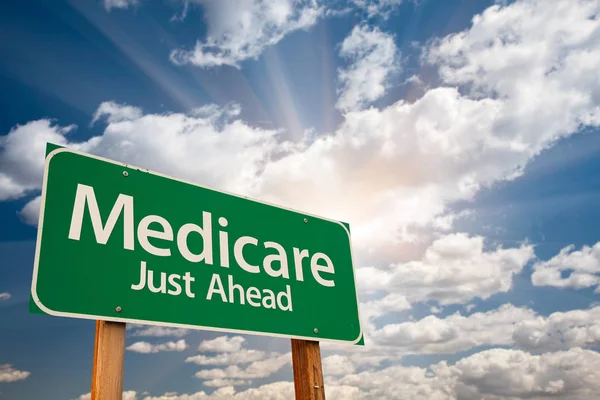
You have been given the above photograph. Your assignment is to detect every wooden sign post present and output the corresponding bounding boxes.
[291,339,325,400]
[91,321,126,400]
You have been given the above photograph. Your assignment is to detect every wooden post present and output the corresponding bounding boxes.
[91,321,126,400]
[291,339,325,400]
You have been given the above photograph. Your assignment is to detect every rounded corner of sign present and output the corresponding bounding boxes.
[31,288,60,317]
[44,147,72,170]
[349,324,364,345]
[334,220,352,240]
[46,146,70,160]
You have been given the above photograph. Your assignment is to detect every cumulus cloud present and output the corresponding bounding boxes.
[130,326,189,338]
[170,0,322,68]
[126,339,188,354]
[18,195,41,226]
[198,336,246,353]
[188,336,289,387]
[254,0,600,262]
[77,348,600,398]
[330,347,600,400]
[358,233,534,305]
[140,383,370,399]
[0,120,72,201]
[103,0,138,12]
[323,354,358,376]
[336,25,398,112]
[78,391,137,400]
[360,292,411,320]
[358,292,411,335]
[449,348,600,400]
[513,306,600,352]
[0,101,281,226]
[227,382,294,400]
[186,349,269,366]
[430,306,442,314]
[203,379,251,387]
[194,353,291,380]
[426,0,600,137]
[91,101,143,125]
[372,303,535,354]
[326,303,600,374]
[352,0,403,18]
[0,364,30,383]
[532,242,600,290]
[141,382,294,399]
[81,346,600,399]
[0,292,11,301]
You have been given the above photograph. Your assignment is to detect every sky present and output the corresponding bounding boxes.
[1,0,600,399]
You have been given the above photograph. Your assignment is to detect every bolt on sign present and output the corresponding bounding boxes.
[30,145,363,345]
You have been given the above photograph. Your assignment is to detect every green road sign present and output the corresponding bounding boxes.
[30,146,363,344]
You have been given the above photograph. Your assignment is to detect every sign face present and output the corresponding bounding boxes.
[31,146,362,344]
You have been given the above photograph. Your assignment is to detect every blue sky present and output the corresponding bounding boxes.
[2,0,600,399]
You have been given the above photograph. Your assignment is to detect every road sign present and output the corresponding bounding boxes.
[31,145,363,344]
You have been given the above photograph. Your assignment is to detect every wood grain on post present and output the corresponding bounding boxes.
[91,321,126,400]
[291,339,325,400]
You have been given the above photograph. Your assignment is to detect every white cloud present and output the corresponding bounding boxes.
[92,101,143,124]
[0,364,30,383]
[336,25,398,112]
[203,379,251,387]
[513,306,600,352]
[189,337,289,386]
[18,195,41,226]
[228,382,293,400]
[357,233,534,305]
[327,304,600,370]
[0,103,281,226]
[532,242,600,290]
[194,353,291,380]
[78,391,137,400]
[359,292,411,334]
[331,347,600,400]
[330,363,450,399]
[371,304,535,354]
[103,0,138,12]
[449,348,600,400]
[142,382,293,400]
[253,2,600,261]
[361,292,411,318]
[352,0,403,19]
[126,339,188,354]
[170,0,322,68]
[0,120,72,201]
[426,0,600,136]
[0,292,11,301]
[323,355,358,376]
[198,336,246,353]
[187,349,269,366]
[131,326,189,338]
[141,382,370,400]
[84,347,600,399]
[275,0,598,259]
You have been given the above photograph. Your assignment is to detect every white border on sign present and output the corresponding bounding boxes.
[31,147,364,345]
